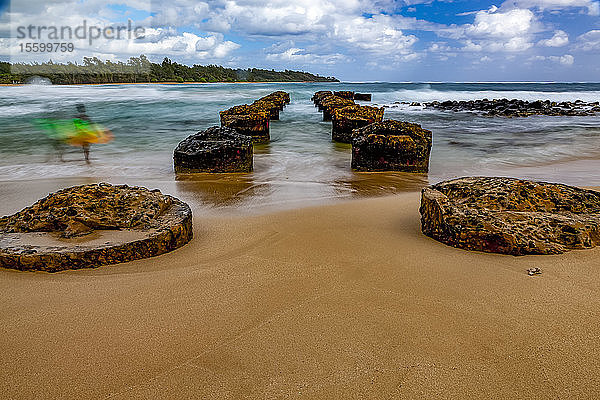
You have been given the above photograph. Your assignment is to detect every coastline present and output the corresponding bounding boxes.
[0,81,338,87]
[2,187,600,398]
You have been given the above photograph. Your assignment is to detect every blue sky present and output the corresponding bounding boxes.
[1,0,600,81]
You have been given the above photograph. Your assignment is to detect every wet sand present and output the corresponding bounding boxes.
[2,187,600,399]
[0,173,430,217]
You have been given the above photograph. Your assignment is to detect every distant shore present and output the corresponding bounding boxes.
[0,81,337,87]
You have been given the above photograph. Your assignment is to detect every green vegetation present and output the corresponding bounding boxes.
[0,55,338,84]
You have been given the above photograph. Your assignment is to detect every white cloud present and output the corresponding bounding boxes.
[531,54,575,65]
[508,0,600,15]
[366,51,423,70]
[266,47,349,64]
[576,30,600,50]
[538,30,569,47]
[330,14,417,54]
[558,54,574,65]
[152,0,420,59]
[449,6,538,52]
[428,42,452,52]
[495,37,534,51]
[466,7,535,38]
[462,40,483,52]
[187,0,357,36]
[98,29,239,60]
[0,0,593,77]
[1,0,241,64]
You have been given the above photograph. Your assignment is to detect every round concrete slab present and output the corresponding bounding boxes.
[0,183,193,272]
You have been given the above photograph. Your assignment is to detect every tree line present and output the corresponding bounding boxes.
[0,55,339,84]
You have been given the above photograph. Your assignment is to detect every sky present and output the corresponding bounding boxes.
[0,0,599,81]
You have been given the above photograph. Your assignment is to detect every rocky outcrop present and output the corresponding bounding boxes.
[220,105,270,143]
[319,95,356,121]
[420,177,600,255]
[334,91,355,100]
[331,105,384,143]
[174,126,253,173]
[425,99,600,117]
[354,93,372,101]
[0,183,193,271]
[351,120,432,172]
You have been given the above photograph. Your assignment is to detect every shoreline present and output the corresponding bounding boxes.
[2,191,600,398]
[1,174,597,218]
[0,81,338,87]
[0,173,430,218]
[4,81,600,87]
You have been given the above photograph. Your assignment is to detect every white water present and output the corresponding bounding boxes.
[1,82,599,212]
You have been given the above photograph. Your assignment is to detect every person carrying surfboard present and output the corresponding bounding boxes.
[75,104,92,163]
[34,105,113,163]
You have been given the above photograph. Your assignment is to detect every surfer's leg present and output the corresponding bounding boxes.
[58,141,65,162]
[83,144,90,163]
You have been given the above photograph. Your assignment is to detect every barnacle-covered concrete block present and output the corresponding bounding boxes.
[354,93,372,101]
[174,126,253,173]
[268,91,291,104]
[312,91,333,107]
[252,100,280,120]
[259,91,290,112]
[0,183,193,272]
[334,91,355,100]
[319,95,356,121]
[220,105,270,143]
[351,120,432,172]
[331,105,384,143]
[420,177,600,255]
[251,91,291,119]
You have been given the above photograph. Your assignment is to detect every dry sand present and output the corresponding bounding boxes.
[2,190,600,399]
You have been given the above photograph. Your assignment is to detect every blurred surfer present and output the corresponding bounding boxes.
[75,104,92,163]
[34,104,113,163]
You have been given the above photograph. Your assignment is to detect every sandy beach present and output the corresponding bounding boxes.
[2,187,600,399]
[3,0,600,394]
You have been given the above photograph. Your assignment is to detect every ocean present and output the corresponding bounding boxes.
[1,82,599,213]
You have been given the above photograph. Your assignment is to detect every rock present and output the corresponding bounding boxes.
[319,95,356,121]
[0,183,193,271]
[527,267,542,276]
[410,102,421,107]
[174,126,253,173]
[334,91,355,100]
[354,93,372,101]
[331,105,384,143]
[420,177,600,255]
[351,120,432,172]
[220,105,270,143]
[424,98,600,117]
